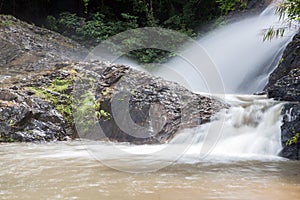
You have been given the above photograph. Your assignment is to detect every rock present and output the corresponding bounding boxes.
[1,61,228,143]
[0,15,87,77]
[0,89,68,142]
[265,31,300,101]
[265,32,300,89]
[279,103,300,160]
[94,64,227,144]
[265,31,300,159]
[267,68,300,101]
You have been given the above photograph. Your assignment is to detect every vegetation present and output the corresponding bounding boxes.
[0,0,249,63]
[264,0,300,41]
[216,0,247,15]
[73,89,111,136]
[27,75,75,125]
[286,128,300,146]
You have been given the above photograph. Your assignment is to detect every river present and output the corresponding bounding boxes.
[1,142,300,200]
[1,94,300,200]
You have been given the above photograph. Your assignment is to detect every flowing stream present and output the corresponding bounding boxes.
[1,3,300,200]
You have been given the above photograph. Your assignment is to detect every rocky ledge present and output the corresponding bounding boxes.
[265,31,300,159]
[0,15,227,144]
[0,62,227,144]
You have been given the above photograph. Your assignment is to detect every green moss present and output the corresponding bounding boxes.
[48,77,73,93]
[286,132,300,146]
[27,75,75,124]
[74,90,111,135]
[27,87,59,104]
[27,72,110,134]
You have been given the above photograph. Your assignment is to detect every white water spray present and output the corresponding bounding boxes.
[171,95,284,162]
[151,4,296,94]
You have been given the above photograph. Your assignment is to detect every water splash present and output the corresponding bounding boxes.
[171,95,284,163]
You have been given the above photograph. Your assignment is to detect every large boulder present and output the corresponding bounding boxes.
[75,63,227,144]
[1,61,227,144]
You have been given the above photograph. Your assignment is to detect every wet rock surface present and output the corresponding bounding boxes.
[0,89,67,142]
[265,31,300,160]
[279,103,300,160]
[267,68,300,102]
[0,15,227,143]
[85,64,227,144]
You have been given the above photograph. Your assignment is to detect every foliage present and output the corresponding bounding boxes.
[277,0,300,22]
[216,0,247,15]
[264,0,300,41]
[43,0,232,63]
[83,0,90,14]
[286,128,300,146]
[46,12,139,48]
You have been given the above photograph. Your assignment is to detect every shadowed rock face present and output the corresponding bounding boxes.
[279,103,300,160]
[0,15,227,143]
[265,32,300,90]
[265,31,300,160]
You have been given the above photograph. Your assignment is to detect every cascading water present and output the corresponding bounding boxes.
[110,3,295,163]
[149,4,296,94]
[170,95,284,163]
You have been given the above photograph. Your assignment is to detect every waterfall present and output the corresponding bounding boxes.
[150,4,296,94]
[170,95,284,162]
[81,3,292,168]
